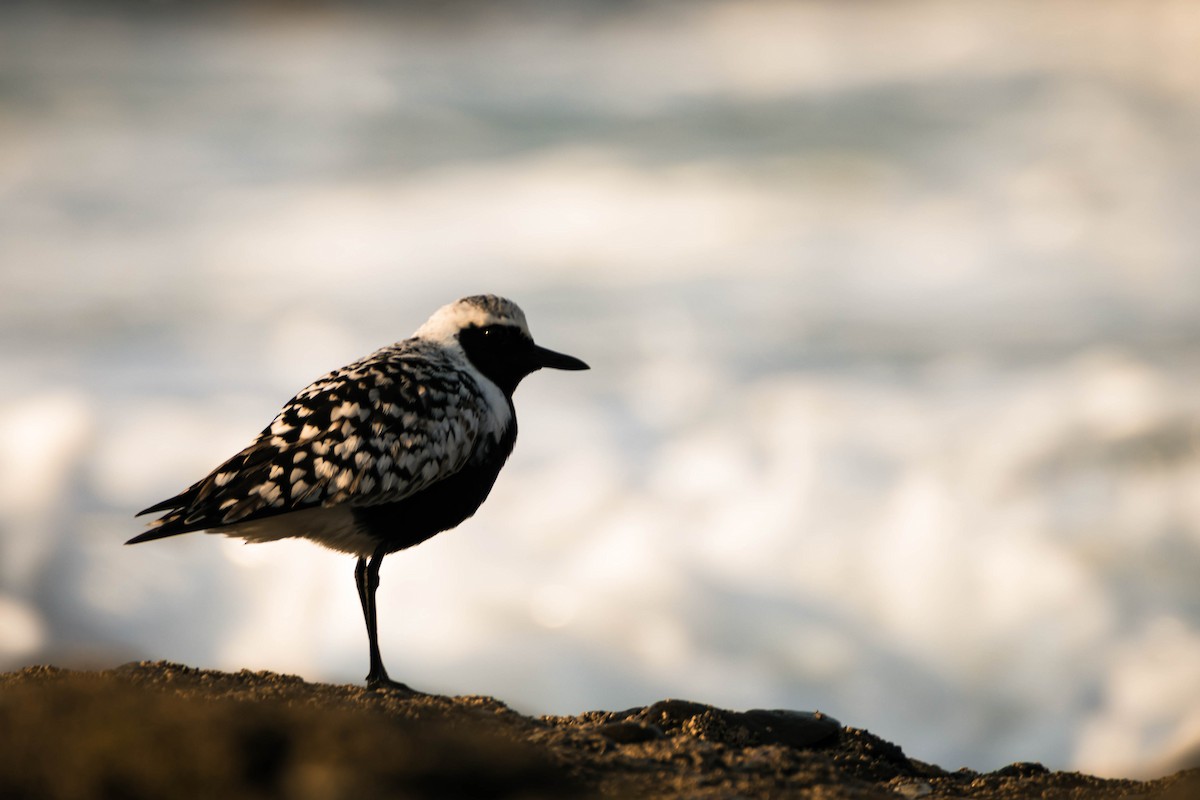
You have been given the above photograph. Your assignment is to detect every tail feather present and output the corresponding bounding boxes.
[129,444,263,542]
[135,492,191,518]
[126,525,191,545]
[130,434,318,546]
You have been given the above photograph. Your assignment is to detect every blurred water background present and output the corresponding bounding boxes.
[3,0,1200,779]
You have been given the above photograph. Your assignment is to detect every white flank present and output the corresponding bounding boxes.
[212,506,377,557]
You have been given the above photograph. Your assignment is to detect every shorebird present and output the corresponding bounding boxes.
[129,295,589,689]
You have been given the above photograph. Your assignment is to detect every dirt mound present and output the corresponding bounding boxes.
[1,662,1195,799]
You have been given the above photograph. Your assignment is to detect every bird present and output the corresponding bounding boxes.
[128,294,589,690]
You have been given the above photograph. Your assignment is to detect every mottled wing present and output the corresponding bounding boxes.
[132,342,490,541]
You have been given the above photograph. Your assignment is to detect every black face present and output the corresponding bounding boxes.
[458,323,589,396]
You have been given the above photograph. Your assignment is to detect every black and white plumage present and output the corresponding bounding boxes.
[129,295,589,689]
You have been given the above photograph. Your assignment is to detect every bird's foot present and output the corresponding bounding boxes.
[366,673,415,693]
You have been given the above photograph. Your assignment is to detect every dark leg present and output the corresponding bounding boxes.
[354,556,371,651]
[355,548,411,692]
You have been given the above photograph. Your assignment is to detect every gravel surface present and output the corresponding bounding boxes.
[1,662,1195,799]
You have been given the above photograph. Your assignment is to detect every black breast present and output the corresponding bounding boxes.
[351,421,518,554]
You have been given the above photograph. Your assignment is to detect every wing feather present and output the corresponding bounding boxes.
[131,341,493,541]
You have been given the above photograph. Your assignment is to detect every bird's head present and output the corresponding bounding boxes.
[417,295,589,395]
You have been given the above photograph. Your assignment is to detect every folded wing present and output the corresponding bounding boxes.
[129,343,489,544]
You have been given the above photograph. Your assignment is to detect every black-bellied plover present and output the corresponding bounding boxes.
[129,295,589,689]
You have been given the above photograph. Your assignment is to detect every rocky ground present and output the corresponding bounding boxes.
[1,662,1195,799]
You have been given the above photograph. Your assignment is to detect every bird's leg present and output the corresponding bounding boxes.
[357,548,412,692]
[354,555,371,644]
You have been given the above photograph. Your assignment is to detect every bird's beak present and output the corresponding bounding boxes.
[532,344,589,371]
